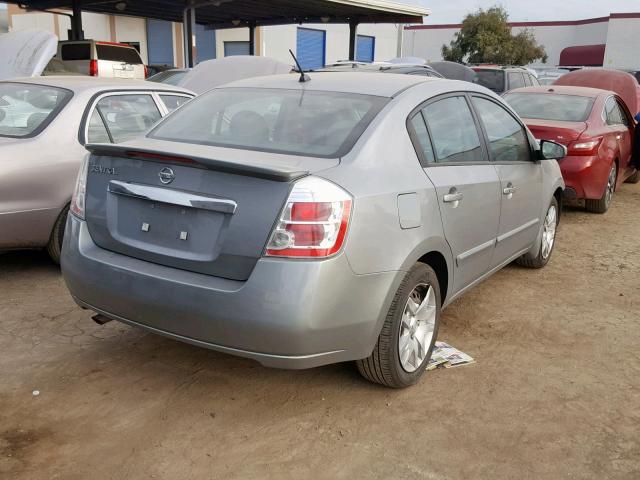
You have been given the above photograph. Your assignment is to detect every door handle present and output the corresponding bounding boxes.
[443,192,464,203]
[503,186,517,195]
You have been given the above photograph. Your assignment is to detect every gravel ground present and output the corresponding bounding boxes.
[1,183,639,480]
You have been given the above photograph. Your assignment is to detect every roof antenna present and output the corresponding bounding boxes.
[289,49,310,83]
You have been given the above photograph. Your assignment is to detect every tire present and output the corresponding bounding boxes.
[46,205,69,264]
[356,263,441,388]
[625,169,640,184]
[585,162,616,213]
[516,196,559,269]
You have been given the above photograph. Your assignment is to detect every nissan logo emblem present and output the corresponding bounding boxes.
[158,167,175,185]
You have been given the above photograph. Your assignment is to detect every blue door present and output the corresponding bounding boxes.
[224,41,250,57]
[146,19,173,66]
[195,24,216,62]
[296,28,325,70]
[356,35,375,63]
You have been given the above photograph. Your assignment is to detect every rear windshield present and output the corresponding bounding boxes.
[148,70,187,86]
[149,88,388,158]
[0,83,72,138]
[504,92,595,122]
[96,44,143,64]
[474,70,506,92]
[60,43,91,60]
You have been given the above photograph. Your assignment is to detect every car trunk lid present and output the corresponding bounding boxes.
[84,139,338,281]
[523,118,588,146]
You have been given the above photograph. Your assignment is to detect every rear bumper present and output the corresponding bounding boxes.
[61,215,402,369]
[559,155,609,200]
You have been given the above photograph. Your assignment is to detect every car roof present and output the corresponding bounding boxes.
[219,72,439,97]
[507,85,612,98]
[473,66,528,72]
[2,76,193,95]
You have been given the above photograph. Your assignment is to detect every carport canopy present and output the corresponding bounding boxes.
[5,0,430,66]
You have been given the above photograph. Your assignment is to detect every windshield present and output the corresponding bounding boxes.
[504,92,595,122]
[474,70,506,92]
[0,83,72,138]
[149,88,388,158]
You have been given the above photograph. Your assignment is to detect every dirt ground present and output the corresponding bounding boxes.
[1,185,639,480]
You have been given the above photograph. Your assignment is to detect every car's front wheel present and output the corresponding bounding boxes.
[517,196,559,269]
[357,263,441,388]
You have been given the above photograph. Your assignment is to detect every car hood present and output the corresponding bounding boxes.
[0,29,57,81]
[177,55,292,94]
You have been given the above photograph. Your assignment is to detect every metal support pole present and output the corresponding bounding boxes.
[70,0,83,40]
[396,24,404,58]
[348,21,358,61]
[248,23,256,55]
[183,7,197,67]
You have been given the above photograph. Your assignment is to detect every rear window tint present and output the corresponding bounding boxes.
[61,43,91,61]
[0,83,72,138]
[508,72,525,89]
[96,44,143,64]
[149,88,388,158]
[504,93,595,122]
[474,70,505,93]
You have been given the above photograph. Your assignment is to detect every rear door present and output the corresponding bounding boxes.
[605,96,633,177]
[409,94,501,293]
[470,94,542,267]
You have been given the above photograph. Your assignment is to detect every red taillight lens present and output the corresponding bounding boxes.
[70,156,89,220]
[89,59,98,76]
[266,177,352,258]
[567,137,602,156]
[144,65,149,77]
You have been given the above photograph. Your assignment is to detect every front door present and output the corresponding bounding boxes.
[408,95,501,294]
[605,96,634,180]
[470,95,543,266]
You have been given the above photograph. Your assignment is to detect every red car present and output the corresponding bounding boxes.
[505,85,639,213]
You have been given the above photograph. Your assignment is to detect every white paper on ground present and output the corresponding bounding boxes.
[0,29,58,81]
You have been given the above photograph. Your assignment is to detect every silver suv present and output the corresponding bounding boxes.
[61,73,565,388]
[55,40,146,79]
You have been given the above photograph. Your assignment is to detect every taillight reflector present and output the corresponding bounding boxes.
[89,59,98,76]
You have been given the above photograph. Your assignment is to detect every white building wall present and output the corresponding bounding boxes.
[404,19,613,67]
[114,16,148,63]
[603,18,640,69]
[10,11,55,32]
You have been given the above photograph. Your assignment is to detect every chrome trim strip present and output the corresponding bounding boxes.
[108,180,237,214]
[496,218,539,244]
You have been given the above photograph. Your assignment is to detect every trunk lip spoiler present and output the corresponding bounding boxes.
[86,143,310,182]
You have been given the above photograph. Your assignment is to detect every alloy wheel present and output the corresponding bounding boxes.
[398,283,436,373]
[605,163,617,207]
[541,204,557,260]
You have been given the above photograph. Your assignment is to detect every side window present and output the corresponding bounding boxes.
[523,74,533,87]
[87,109,111,143]
[508,72,525,89]
[604,97,621,125]
[90,94,161,143]
[530,74,540,86]
[160,95,191,113]
[472,96,530,162]
[408,112,435,164]
[615,100,630,127]
[422,96,483,163]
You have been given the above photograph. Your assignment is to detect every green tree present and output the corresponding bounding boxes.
[442,6,547,65]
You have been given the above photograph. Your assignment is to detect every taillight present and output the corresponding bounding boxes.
[89,59,98,76]
[266,177,352,258]
[70,157,89,220]
[567,137,602,156]
[144,65,149,77]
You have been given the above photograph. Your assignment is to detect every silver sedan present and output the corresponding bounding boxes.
[0,76,193,262]
[62,73,565,387]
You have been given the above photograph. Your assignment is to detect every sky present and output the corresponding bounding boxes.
[406,0,640,23]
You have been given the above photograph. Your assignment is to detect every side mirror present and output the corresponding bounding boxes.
[538,139,567,160]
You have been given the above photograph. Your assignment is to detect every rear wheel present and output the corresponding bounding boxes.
[517,196,558,269]
[585,162,616,213]
[356,263,441,388]
[46,205,69,264]
[625,169,640,184]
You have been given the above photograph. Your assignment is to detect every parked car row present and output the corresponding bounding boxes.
[1,38,638,388]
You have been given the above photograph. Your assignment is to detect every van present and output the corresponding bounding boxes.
[55,40,146,79]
